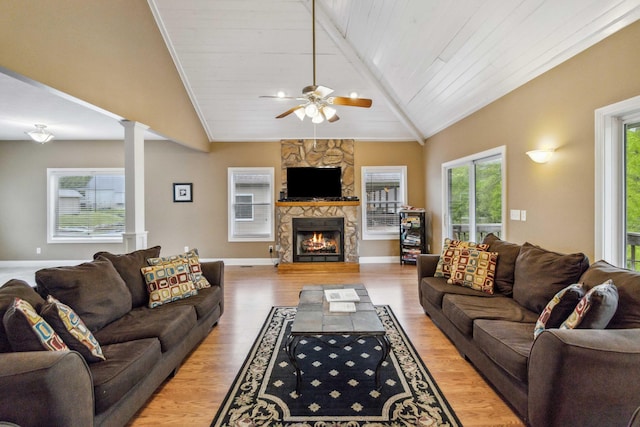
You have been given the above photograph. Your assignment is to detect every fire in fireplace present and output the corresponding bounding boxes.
[292,217,344,262]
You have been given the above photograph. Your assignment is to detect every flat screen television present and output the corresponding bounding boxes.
[286,167,342,199]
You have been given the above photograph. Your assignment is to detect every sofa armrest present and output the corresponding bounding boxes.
[417,254,439,282]
[201,260,224,314]
[0,351,94,427]
[528,328,640,427]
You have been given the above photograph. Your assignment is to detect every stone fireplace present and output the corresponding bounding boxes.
[276,139,359,271]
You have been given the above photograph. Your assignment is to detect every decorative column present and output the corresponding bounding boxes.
[121,120,148,251]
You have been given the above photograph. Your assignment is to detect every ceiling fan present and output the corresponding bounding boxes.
[260,0,372,124]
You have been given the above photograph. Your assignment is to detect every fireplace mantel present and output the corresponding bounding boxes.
[275,200,360,208]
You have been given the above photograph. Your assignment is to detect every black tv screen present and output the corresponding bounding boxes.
[286,167,342,199]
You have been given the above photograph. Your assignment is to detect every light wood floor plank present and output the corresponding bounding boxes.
[127,263,525,427]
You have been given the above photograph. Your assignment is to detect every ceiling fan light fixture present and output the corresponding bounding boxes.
[312,112,325,124]
[349,91,358,99]
[26,124,55,143]
[294,108,306,121]
[304,103,319,118]
[322,106,337,120]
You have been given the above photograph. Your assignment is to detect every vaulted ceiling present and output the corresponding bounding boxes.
[1,0,640,144]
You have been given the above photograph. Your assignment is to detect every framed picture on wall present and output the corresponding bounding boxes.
[173,183,193,203]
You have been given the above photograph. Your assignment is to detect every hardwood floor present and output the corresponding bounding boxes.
[128,263,525,427]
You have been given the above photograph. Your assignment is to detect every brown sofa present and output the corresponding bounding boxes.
[418,234,640,427]
[0,247,224,427]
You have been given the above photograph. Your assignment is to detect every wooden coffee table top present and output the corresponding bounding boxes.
[291,284,384,335]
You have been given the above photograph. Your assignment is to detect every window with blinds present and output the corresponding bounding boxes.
[228,167,274,242]
[47,168,125,243]
[361,166,407,240]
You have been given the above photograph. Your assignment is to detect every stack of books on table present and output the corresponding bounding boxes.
[324,288,360,312]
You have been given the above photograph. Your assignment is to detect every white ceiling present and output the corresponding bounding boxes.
[1,0,640,144]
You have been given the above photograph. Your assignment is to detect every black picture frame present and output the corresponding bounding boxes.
[173,183,193,203]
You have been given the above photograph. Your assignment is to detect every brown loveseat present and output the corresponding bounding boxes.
[418,234,640,427]
[0,246,224,427]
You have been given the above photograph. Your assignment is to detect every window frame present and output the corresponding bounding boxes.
[47,167,125,244]
[441,146,506,243]
[361,165,408,240]
[227,167,274,242]
[595,94,640,266]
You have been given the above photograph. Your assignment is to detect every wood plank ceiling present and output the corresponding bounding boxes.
[149,0,640,143]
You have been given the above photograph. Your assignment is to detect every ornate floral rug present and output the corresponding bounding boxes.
[211,306,461,426]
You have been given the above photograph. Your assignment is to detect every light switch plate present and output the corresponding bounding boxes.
[510,209,521,221]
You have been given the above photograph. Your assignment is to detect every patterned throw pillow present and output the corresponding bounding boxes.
[434,238,490,279]
[447,248,498,294]
[141,260,198,308]
[533,284,585,339]
[560,280,619,330]
[3,297,69,352]
[41,295,106,363]
[147,248,211,289]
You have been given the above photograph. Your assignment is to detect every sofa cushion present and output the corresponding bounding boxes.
[3,298,68,352]
[0,279,46,353]
[93,304,197,352]
[420,276,498,309]
[90,338,161,414]
[434,238,489,279]
[474,319,535,383]
[513,242,589,314]
[447,248,498,294]
[94,246,162,308]
[534,283,585,339]
[560,280,619,329]
[442,294,539,337]
[482,233,522,296]
[159,285,222,320]
[141,260,198,308]
[147,248,211,290]
[36,259,132,333]
[40,295,106,363]
[579,260,640,328]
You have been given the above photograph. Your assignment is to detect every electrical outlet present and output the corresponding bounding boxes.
[269,245,274,253]
[36,247,41,255]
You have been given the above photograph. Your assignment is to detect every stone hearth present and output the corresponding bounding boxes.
[276,201,359,265]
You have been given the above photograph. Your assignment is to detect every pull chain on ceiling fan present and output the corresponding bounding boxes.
[260,0,372,124]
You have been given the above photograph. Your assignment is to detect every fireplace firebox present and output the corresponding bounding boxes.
[292,217,344,262]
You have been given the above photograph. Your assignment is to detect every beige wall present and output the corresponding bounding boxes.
[0,139,424,261]
[0,1,209,151]
[425,20,640,260]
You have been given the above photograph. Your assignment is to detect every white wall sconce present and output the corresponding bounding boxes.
[526,148,554,164]
[26,124,55,144]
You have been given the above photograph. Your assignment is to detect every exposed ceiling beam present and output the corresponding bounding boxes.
[306,0,426,145]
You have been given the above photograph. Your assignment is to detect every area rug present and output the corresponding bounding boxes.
[211,306,461,426]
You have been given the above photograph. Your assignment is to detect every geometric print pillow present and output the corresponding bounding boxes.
[141,260,198,308]
[40,295,106,363]
[447,248,498,294]
[147,248,211,290]
[560,280,619,330]
[434,238,490,279]
[533,283,585,339]
[3,297,69,352]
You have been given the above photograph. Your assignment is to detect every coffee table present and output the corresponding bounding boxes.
[284,284,391,394]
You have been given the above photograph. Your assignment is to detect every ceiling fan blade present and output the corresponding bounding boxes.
[314,85,334,98]
[328,96,373,108]
[259,95,299,100]
[276,105,304,119]
[328,113,340,123]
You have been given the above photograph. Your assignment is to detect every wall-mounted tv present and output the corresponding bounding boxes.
[286,167,342,200]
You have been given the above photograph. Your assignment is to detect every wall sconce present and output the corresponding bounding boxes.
[25,124,55,144]
[526,149,554,164]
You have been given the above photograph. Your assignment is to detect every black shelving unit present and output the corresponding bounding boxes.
[400,210,428,264]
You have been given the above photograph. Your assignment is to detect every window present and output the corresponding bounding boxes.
[361,166,407,240]
[626,121,640,269]
[228,167,274,242]
[595,95,640,267]
[442,147,505,242]
[47,168,125,243]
